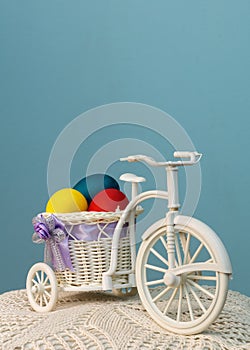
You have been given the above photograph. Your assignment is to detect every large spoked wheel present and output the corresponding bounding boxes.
[26,262,58,312]
[136,224,229,335]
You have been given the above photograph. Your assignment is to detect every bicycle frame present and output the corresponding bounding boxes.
[102,165,180,290]
[27,150,233,334]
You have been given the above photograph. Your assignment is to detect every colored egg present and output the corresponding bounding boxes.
[88,188,129,212]
[46,188,88,213]
[73,174,120,205]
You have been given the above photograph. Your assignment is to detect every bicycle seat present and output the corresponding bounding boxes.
[119,173,146,183]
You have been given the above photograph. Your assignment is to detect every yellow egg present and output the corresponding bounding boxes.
[46,188,88,213]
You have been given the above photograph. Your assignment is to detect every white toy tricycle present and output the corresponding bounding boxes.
[26,151,232,335]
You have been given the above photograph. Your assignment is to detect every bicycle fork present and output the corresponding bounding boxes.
[163,210,182,288]
[166,211,177,270]
[164,166,182,287]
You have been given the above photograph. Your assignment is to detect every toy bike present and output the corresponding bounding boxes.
[26,151,232,335]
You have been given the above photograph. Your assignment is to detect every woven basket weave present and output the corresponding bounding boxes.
[55,236,131,287]
[47,210,140,288]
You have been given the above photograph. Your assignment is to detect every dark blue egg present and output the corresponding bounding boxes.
[73,174,120,204]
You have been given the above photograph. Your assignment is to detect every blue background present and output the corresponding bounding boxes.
[0,1,249,296]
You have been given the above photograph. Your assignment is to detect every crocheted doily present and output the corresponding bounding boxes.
[0,288,249,350]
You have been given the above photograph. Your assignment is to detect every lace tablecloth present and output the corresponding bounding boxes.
[0,288,249,349]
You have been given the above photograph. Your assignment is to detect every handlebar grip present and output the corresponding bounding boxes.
[174,151,193,159]
[120,156,138,162]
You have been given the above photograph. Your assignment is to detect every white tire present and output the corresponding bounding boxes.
[136,222,229,335]
[26,262,58,312]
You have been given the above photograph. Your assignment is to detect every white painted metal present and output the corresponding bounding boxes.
[102,190,169,289]
[119,172,143,287]
[173,151,202,164]
[166,167,180,209]
[26,262,58,312]
[120,151,202,167]
[27,151,232,335]
[119,173,146,183]
[136,223,229,335]
[141,216,232,275]
[166,211,178,269]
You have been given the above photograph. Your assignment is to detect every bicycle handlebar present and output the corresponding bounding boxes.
[120,151,202,167]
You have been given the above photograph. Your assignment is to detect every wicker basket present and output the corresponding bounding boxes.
[47,210,140,288]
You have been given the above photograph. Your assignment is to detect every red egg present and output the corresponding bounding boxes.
[88,188,129,212]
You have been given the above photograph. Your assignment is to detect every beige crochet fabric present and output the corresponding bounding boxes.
[0,288,249,350]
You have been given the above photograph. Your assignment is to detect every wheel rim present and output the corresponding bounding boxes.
[137,225,228,332]
[26,263,58,312]
[30,270,53,307]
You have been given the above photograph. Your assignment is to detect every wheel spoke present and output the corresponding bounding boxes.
[152,286,171,303]
[41,271,44,283]
[175,235,182,266]
[177,285,183,322]
[44,290,51,299]
[32,279,38,286]
[187,282,207,313]
[187,279,215,299]
[188,274,217,281]
[39,295,43,307]
[44,276,49,285]
[35,293,39,302]
[145,278,164,286]
[137,224,227,333]
[145,264,166,273]
[184,284,194,321]
[160,236,168,253]
[183,233,191,265]
[150,248,169,267]
[189,243,204,264]
[179,233,191,264]
[36,272,41,283]
[160,236,175,265]
[163,287,178,315]
[43,294,48,305]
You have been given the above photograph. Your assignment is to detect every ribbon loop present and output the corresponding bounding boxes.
[32,214,74,272]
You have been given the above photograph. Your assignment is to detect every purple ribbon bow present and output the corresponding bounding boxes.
[32,214,74,272]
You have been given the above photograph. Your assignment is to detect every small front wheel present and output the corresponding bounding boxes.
[136,222,229,335]
[26,262,58,312]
